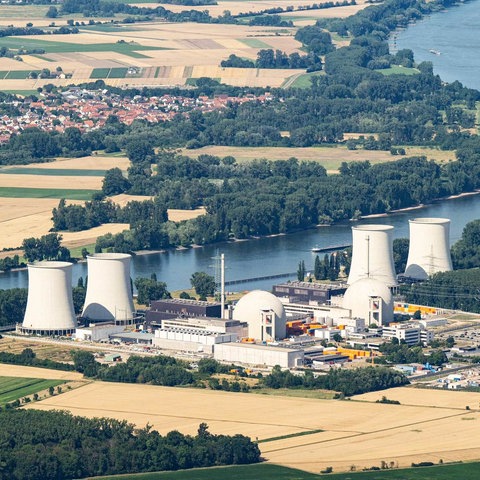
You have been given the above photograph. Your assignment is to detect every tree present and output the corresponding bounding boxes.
[102,167,131,196]
[134,277,171,305]
[297,260,305,281]
[71,350,99,377]
[314,255,321,280]
[46,6,58,18]
[190,271,215,297]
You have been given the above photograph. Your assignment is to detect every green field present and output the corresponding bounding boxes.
[0,168,107,176]
[239,38,272,49]
[0,187,99,200]
[88,462,480,480]
[378,65,420,76]
[0,90,38,96]
[287,71,324,88]
[91,68,113,79]
[0,70,40,80]
[0,37,166,58]
[0,376,65,406]
[91,67,137,79]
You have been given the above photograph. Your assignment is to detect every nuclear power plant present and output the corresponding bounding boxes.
[82,253,135,322]
[14,216,454,367]
[20,261,77,336]
[348,224,397,286]
[404,217,453,280]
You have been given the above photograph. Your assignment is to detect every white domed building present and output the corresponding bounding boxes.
[233,290,287,341]
[342,278,393,326]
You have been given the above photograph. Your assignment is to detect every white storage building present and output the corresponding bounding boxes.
[214,342,304,368]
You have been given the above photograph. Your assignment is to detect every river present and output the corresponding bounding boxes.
[1,194,479,292]
[394,0,480,90]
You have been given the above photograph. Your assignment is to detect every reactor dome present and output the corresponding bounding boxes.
[342,278,393,326]
[233,290,286,341]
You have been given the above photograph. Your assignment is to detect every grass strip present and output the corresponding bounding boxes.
[257,429,324,443]
[0,187,99,200]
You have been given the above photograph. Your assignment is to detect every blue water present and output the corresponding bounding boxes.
[2,194,480,292]
[394,0,480,90]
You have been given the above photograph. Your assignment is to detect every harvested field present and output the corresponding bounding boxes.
[15,156,130,171]
[0,174,102,190]
[354,386,480,409]
[136,0,370,18]
[61,223,130,249]
[0,363,82,381]
[183,145,455,172]
[26,379,480,473]
[168,207,206,222]
[0,20,305,89]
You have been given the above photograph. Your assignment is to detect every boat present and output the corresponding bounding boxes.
[311,244,351,253]
[429,49,441,55]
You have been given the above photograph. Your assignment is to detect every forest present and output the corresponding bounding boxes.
[0,409,260,480]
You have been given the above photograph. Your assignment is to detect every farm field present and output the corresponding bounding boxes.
[87,461,480,480]
[134,0,369,19]
[183,145,456,172]
[0,375,65,406]
[0,20,304,89]
[26,379,480,473]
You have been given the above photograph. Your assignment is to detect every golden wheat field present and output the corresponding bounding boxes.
[23,376,480,473]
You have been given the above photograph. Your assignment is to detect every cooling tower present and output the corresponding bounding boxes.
[22,261,76,335]
[348,224,397,286]
[82,253,134,322]
[405,218,452,280]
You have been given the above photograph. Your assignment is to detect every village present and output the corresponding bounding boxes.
[0,87,274,142]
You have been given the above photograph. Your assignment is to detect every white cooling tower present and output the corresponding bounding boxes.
[405,218,452,280]
[348,224,397,286]
[22,261,76,335]
[82,253,134,322]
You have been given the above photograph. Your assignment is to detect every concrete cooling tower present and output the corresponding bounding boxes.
[22,261,76,335]
[405,218,452,280]
[347,224,397,286]
[82,253,134,322]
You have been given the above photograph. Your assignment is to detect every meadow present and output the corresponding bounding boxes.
[86,462,480,480]
[0,375,65,406]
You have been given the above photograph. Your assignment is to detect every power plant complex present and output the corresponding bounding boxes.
[17,217,454,368]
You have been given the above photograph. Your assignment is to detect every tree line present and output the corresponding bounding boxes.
[0,409,260,480]
[262,365,409,396]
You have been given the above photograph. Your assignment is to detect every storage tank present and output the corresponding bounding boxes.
[22,261,76,335]
[405,217,452,280]
[348,225,397,286]
[82,253,134,322]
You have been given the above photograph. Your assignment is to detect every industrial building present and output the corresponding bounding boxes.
[348,224,397,286]
[20,261,77,336]
[273,281,347,305]
[342,278,394,326]
[153,328,237,354]
[75,323,125,342]
[382,322,434,346]
[82,253,135,323]
[233,290,287,341]
[145,298,222,326]
[214,342,304,368]
[405,218,453,280]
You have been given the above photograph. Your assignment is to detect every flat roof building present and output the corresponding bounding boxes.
[273,281,347,305]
